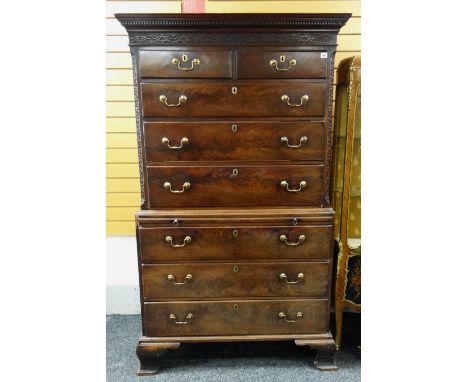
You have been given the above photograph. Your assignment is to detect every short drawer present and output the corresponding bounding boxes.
[144,121,325,162]
[139,225,332,262]
[237,51,327,79]
[141,81,327,117]
[144,299,328,336]
[142,261,329,300]
[147,164,323,208]
[139,50,232,78]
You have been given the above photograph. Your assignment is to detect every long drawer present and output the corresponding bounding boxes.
[144,299,328,336]
[144,121,325,162]
[141,81,327,117]
[142,261,329,299]
[147,164,323,207]
[139,225,332,262]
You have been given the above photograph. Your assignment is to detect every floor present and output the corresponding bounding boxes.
[107,314,360,381]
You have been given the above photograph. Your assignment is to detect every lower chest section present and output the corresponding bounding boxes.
[137,208,334,337]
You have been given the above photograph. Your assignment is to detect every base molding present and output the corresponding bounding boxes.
[136,332,337,374]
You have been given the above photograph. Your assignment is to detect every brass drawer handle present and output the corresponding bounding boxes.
[159,94,187,107]
[280,180,306,192]
[281,136,308,148]
[270,56,296,71]
[165,235,192,247]
[278,311,303,323]
[167,274,192,285]
[280,234,306,246]
[169,313,193,325]
[281,94,309,107]
[164,181,190,193]
[172,54,200,71]
[162,137,189,149]
[279,272,305,284]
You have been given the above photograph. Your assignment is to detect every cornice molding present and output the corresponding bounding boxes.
[116,13,352,31]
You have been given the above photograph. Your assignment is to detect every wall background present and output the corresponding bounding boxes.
[106,0,361,313]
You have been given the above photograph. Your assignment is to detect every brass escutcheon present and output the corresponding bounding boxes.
[232,229,239,237]
[231,124,238,132]
[233,304,239,311]
[232,168,239,177]
[232,86,238,95]
[171,54,201,71]
[233,266,239,273]
[270,55,297,71]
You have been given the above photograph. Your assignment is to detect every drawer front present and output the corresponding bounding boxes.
[142,262,329,299]
[141,82,327,117]
[139,225,332,262]
[144,121,325,162]
[144,299,328,336]
[147,164,323,207]
[139,50,232,78]
[237,51,327,79]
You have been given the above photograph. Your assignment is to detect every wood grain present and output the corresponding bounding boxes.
[144,298,329,336]
[139,224,332,262]
[140,50,232,78]
[143,121,325,162]
[142,262,330,299]
[141,81,327,118]
[146,164,324,207]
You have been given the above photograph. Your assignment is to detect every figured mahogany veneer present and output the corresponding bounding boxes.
[146,164,323,208]
[237,51,327,79]
[143,121,325,162]
[139,224,332,262]
[144,299,329,337]
[142,262,329,299]
[141,81,327,118]
[116,13,351,375]
[139,50,232,78]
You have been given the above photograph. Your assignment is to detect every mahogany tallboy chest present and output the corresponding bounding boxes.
[116,13,351,375]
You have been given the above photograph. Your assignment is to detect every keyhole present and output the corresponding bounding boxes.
[232,229,239,237]
[232,168,239,176]
[232,124,238,133]
[173,219,179,227]
[233,266,239,273]
[232,86,238,95]
[280,55,286,63]
[182,54,188,62]
[233,304,239,311]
